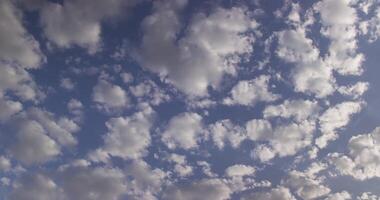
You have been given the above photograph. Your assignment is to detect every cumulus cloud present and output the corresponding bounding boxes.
[223,75,279,106]
[124,159,166,199]
[138,0,256,96]
[0,98,22,122]
[11,120,60,165]
[9,174,63,200]
[40,0,137,51]
[60,166,127,200]
[162,179,232,200]
[282,170,330,200]
[242,186,296,200]
[129,80,170,106]
[94,104,154,160]
[338,82,369,99]
[162,112,203,149]
[316,0,364,75]
[0,64,42,101]
[207,119,246,149]
[0,0,44,68]
[328,126,380,180]
[276,28,335,98]
[263,99,320,122]
[225,164,255,177]
[92,79,129,113]
[246,119,315,161]
[316,101,364,148]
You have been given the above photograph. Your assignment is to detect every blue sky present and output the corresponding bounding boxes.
[1,0,380,199]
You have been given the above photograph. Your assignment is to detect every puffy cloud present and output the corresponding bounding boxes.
[0,156,11,171]
[246,119,315,161]
[166,154,193,177]
[0,64,41,101]
[364,7,380,42]
[225,164,255,177]
[282,170,331,200]
[162,112,203,149]
[27,107,79,147]
[207,119,246,149]
[162,179,232,200]
[40,0,136,51]
[328,126,380,180]
[11,120,60,165]
[61,166,127,200]
[325,191,352,200]
[276,29,335,97]
[223,75,279,106]
[242,186,296,200]
[338,82,369,99]
[92,79,129,113]
[124,160,166,199]
[263,99,320,122]
[138,0,256,96]
[316,0,364,75]
[9,174,63,200]
[0,98,22,122]
[0,0,44,68]
[129,80,170,106]
[316,101,363,148]
[60,78,75,90]
[96,105,154,160]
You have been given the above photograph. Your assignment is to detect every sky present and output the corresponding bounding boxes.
[1,0,380,199]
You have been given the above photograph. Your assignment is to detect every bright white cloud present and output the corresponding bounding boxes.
[162,179,232,200]
[242,186,296,200]
[0,0,44,68]
[208,119,246,149]
[162,112,203,149]
[316,101,363,148]
[97,104,154,160]
[225,164,255,177]
[263,99,320,122]
[138,0,256,96]
[328,126,380,180]
[92,79,129,113]
[223,75,279,106]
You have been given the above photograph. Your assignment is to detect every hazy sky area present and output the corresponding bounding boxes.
[1,0,380,199]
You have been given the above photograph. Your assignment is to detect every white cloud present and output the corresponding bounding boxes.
[129,80,170,106]
[166,154,193,177]
[328,126,380,180]
[282,170,331,200]
[338,82,369,99]
[208,119,246,149]
[242,186,296,200]
[0,98,22,122]
[97,104,154,160]
[124,159,166,199]
[162,112,203,149]
[0,0,44,68]
[61,166,127,200]
[11,120,60,165]
[0,64,41,101]
[60,78,75,90]
[9,174,63,200]
[316,101,363,148]
[40,0,136,51]
[138,1,255,96]
[247,119,315,161]
[223,75,279,106]
[92,79,129,113]
[325,191,352,200]
[162,179,232,200]
[225,164,255,177]
[316,0,364,75]
[263,99,320,122]
[0,156,11,171]
[27,107,79,147]
[276,28,335,97]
